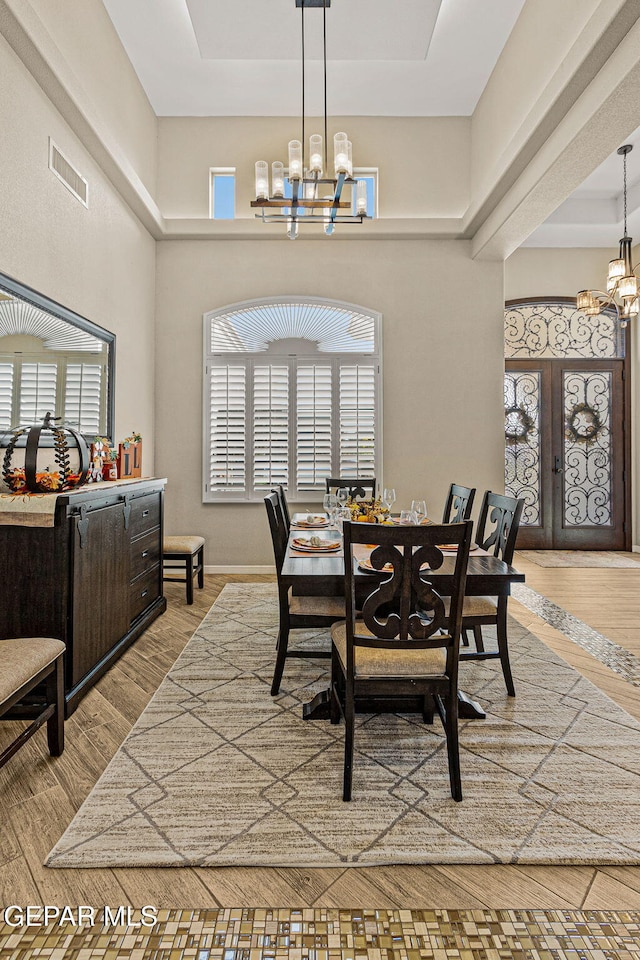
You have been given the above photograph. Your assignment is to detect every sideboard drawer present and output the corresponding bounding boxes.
[130,528,160,581]
[129,492,161,539]
[130,564,161,622]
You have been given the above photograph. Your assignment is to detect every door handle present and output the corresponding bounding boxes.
[553,455,563,474]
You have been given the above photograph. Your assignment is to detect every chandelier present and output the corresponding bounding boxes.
[251,0,369,239]
[577,144,639,327]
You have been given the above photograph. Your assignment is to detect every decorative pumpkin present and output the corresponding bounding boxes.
[1,412,89,493]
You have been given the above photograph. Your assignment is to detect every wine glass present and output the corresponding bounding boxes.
[382,487,396,519]
[399,509,418,525]
[323,492,338,529]
[411,499,427,524]
[336,486,349,507]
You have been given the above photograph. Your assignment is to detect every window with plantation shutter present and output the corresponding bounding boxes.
[204,298,381,502]
[209,364,246,492]
[19,362,58,423]
[339,364,376,476]
[64,363,103,434]
[0,362,13,431]
[296,364,333,491]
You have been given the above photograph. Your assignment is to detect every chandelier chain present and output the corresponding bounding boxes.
[323,1,328,173]
[623,147,628,236]
[301,1,305,169]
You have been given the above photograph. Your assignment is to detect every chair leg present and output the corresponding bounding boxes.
[461,628,470,647]
[497,603,515,697]
[440,693,462,802]
[343,683,355,801]
[186,554,194,605]
[46,656,65,757]
[472,625,485,652]
[271,599,291,696]
[197,546,204,588]
[330,647,342,724]
[422,694,434,724]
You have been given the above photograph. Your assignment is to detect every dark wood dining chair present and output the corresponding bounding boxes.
[457,491,524,696]
[271,484,290,532]
[265,492,345,695]
[442,483,476,524]
[331,518,473,802]
[0,637,65,769]
[325,477,376,499]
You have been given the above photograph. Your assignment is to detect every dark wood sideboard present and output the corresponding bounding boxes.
[0,478,166,715]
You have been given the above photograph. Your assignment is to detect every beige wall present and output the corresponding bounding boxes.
[157,117,470,221]
[20,0,158,196]
[0,31,157,456]
[156,238,504,566]
[471,0,612,206]
[506,246,639,546]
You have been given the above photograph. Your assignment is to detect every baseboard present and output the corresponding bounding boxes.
[205,565,275,574]
[632,546,640,554]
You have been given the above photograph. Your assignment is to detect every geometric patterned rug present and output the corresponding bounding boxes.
[2,908,640,958]
[46,584,640,868]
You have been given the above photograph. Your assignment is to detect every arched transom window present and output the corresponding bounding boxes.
[203,297,382,502]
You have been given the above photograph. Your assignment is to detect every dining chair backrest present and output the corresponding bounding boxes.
[342,519,473,681]
[475,491,524,565]
[271,484,291,531]
[325,477,376,500]
[442,483,476,524]
[264,492,288,575]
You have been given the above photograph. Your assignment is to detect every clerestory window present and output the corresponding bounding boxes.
[203,298,382,502]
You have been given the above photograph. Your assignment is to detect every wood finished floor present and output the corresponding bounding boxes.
[1,566,639,910]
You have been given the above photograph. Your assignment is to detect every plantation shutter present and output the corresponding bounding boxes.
[339,364,376,476]
[209,365,246,492]
[204,299,381,502]
[253,364,289,490]
[0,362,13,431]
[19,362,57,423]
[64,363,102,434]
[296,364,333,491]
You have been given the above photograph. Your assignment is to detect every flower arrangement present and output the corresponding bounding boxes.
[5,467,82,494]
[123,431,142,446]
[346,496,390,523]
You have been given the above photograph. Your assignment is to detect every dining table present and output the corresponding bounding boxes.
[282,513,526,721]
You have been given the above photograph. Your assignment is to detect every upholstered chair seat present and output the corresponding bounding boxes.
[331,621,447,678]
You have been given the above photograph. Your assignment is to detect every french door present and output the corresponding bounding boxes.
[505,358,629,550]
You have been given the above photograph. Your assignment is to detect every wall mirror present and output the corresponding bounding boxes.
[0,271,115,440]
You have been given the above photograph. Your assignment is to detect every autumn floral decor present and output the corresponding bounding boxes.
[346,496,390,523]
[1,412,89,493]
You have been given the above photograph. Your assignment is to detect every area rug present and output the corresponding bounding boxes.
[517,550,640,568]
[46,584,640,868]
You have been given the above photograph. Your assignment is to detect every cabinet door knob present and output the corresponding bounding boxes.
[141,550,149,558]
[142,509,150,517]
[141,589,149,598]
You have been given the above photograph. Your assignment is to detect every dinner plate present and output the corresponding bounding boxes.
[294,516,329,528]
[358,557,394,573]
[292,537,341,552]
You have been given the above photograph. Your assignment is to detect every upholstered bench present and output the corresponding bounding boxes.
[0,637,65,768]
[162,535,205,604]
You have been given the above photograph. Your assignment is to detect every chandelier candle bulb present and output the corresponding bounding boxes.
[608,258,625,282]
[309,135,323,174]
[288,140,303,180]
[356,179,368,216]
[334,132,349,175]
[271,161,285,198]
[346,140,353,178]
[254,161,269,200]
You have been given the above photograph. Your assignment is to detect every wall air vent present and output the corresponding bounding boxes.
[48,138,88,207]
